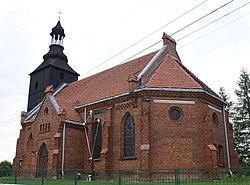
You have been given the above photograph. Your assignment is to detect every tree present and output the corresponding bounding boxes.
[233,68,250,166]
[219,86,233,115]
[0,160,12,177]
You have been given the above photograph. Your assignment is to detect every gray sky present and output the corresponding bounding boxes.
[0,0,249,162]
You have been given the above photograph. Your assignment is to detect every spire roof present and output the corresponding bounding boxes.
[50,21,65,37]
[30,21,78,76]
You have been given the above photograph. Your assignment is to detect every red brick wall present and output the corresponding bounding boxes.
[14,91,238,173]
[64,124,85,169]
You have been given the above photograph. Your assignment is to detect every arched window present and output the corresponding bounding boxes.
[212,113,218,127]
[123,113,135,158]
[44,108,48,115]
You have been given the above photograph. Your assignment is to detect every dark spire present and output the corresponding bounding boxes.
[50,21,65,46]
[28,20,79,111]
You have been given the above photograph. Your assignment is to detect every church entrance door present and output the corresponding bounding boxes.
[37,143,48,178]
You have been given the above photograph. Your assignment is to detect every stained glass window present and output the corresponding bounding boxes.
[123,113,135,158]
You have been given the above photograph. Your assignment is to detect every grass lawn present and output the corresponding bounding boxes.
[0,176,250,185]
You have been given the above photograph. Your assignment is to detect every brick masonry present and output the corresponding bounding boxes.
[13,32,239,176]
[13,89,239,173]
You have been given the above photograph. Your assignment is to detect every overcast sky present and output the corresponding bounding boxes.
[0,0,249,162]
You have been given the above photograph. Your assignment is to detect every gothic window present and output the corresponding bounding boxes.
[169,107,182,121]
[212,113,218,127]
[123,113,135,158]
[92,119,102,159]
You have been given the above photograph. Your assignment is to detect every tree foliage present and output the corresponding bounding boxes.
[0,160,12,177]
[233,68,250,166]
[219,86,233,116]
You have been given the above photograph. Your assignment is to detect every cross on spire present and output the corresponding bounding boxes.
[58,11,62,21]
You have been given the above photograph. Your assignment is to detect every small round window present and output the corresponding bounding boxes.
[169,108,181,121]
[212,113,218,127]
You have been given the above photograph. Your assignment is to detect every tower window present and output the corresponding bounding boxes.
[60,72,64,79]
[35,82,38,89]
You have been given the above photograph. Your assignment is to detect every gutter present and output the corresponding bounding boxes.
[134,87,227,105]
[61,123,66,178]
[75,92,129,109]
[222,105,233,177]
[75,87,226,109]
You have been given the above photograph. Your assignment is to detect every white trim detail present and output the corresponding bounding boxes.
[154,99,195,105]
[208,105,222,113]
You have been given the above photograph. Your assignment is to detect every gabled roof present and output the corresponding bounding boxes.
[26,33,221,122]
[146,55,217,96]
[55,51,157,121]
[54,34,220,121]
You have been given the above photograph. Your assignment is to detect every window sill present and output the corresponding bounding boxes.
[218,164,225,167]
[94,158,101,162]
[119,157,137,161]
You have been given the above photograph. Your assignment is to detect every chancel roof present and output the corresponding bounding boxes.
[54,33,219,121]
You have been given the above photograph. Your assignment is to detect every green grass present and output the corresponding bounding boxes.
[0,176,250,185]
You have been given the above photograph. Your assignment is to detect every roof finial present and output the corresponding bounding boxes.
[58,11,62,21]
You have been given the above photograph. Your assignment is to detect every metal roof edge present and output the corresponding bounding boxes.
[137,45,167,80]
[74,87,226,110]
[24,98,44,122]
[53,82,68,96]
[65,119,83,126]
[135,87,226,105]
[75,92,129,109]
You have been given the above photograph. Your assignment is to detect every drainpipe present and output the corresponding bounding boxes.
[222,105,232,177]
[61,122,66,179]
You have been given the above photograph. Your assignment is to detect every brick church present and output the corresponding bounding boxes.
[13,21,238,177]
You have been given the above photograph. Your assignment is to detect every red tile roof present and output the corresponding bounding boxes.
[146,56,202,89]
[55,51,157,121]
[54,35,219,121]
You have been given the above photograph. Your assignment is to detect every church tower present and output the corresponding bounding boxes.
[27,21,79,111]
